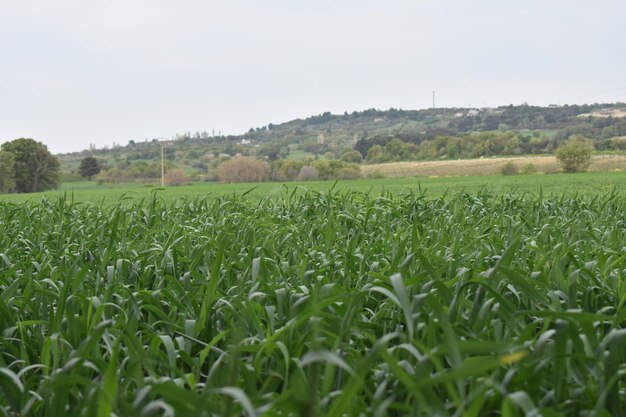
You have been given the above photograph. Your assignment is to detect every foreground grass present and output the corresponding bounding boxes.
[1,188,625,416]
[0,171,625,204]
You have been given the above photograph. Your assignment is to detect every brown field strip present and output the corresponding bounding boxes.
[361,155,626,178]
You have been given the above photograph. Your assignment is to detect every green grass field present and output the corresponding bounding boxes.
[1,173,626,415]
[0,171,624,204]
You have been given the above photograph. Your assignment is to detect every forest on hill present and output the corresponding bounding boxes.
[57,103,626,183]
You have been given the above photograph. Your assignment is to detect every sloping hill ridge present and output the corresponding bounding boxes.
[57,103,626,175]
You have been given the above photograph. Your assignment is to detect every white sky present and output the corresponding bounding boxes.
[1,0,625,154]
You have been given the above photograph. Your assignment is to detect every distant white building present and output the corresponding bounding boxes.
[240,139,251,145]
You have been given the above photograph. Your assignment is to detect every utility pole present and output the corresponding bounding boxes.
[158,137,170,187]
[433,91,436,109]
[161,142,164,187]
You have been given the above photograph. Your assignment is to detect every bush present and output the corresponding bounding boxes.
[312,159,361,180]
[556,135,594,173]
[522,163,537,174]
[340,150,363,163]
[337,165,361,179]
[500,161,518,176]
[609,136,626,150]
[298,166,319,181]
[367,171,385,179]
[217,157,268,183]
[165,169,191,186]
[366,145,385,162]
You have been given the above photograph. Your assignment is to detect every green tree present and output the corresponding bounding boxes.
[0,151,16,193]
[1,138,60,193]
[340,150,363,163]
[384,138,407,160]
[78,156,101,180]
[366,144,384,162]
[556,134,594,173]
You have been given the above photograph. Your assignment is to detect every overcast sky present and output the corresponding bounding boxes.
[1,0,625,154]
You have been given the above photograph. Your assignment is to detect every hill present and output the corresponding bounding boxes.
[57,103,626,181]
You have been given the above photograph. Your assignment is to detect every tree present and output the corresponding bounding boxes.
[556,134,594,173]
[0,151,16,193]
[258,143,281,161]
[298,166,319,181]
[340,150,363,163]
[217,157,268,182]
[366,145,384,162]
[78,156,101,180]
[1,138,60,193]
[164,169,191,186]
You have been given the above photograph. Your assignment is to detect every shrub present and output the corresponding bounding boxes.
[500,161,518,176]
[610,136,626,151]
[367,170,385,179]
[556,134,594,173]
[165,169,191,186]
[337,165,361,179]
[340,150,363,164]
[366,145,385,162]
[298,166,319,181]
[312,159,361,180]
[522,163,537,174]
[217,157,268,183]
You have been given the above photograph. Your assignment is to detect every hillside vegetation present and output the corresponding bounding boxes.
[57,103,626,182]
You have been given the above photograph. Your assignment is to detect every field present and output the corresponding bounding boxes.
[0,170,625,205]
[1,175,626,416]
[577,109,626,119]
[361,155,626,179]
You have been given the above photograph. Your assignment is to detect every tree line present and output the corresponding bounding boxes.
[356,129,626,163]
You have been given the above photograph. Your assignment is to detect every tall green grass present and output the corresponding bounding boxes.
[0,189,625,416]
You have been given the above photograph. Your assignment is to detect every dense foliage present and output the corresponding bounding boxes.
[271,158,361,181]
[78,157,101,180]
[0,139,60,193]
[217,157,269,183]
[56,104,626,182]
[0,151,15,193]
[1,189,625,416]
[556,135,595,173]
[359,131,555,162]
[95,160,174,183]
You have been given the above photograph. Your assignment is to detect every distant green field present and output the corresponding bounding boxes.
[0,171,624,204]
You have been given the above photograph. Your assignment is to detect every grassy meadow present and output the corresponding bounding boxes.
[0,172,626,415]
[0,170,625,204]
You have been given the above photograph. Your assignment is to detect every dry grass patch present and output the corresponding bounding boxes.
[361,155,626,178]
[577,108,626,118]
